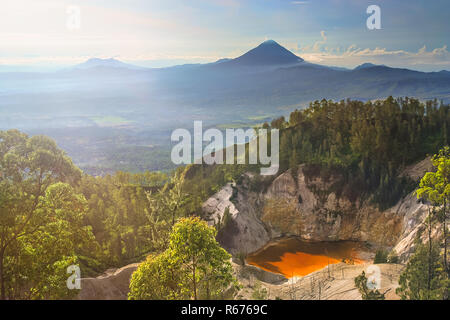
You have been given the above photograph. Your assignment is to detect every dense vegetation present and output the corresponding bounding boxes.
[128,217,236,300]
[0,130,244,299]
[397,241,448,299]
[397,147,450,300]
[1,96,449,300]
[267,97,449,208]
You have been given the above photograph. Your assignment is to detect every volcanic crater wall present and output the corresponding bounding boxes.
[202,159,436,262]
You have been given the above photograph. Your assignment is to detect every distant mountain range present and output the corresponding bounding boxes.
[73,57,143,70]
[2,40,449,123]
[70,40,305,71]
[1,39,449,173]
[1,39,449,131]
[353,62,385,70]
[64,40,450,108]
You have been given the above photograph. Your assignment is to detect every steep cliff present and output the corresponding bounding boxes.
[202,158,438,262]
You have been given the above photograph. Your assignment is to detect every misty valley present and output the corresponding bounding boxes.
[1,41,449,176]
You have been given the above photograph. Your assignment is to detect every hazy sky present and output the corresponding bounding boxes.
[1,0,449,71]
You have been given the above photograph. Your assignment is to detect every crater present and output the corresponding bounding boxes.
[246,237,371,278]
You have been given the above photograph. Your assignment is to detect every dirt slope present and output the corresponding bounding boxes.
[76,263,139,300]
[235,262,404,300]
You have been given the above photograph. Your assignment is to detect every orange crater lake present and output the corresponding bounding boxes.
[246,238,369,278]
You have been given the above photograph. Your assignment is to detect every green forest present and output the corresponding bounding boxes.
[0,129,244,299]
[0,96,449,300]
[270,96,449,208]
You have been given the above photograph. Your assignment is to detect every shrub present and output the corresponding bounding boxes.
[251,281,268,300]
[374,249,389,264]
[387,252,399,264]
[354,271,385,300]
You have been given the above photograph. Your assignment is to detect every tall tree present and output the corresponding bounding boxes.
[417,146,450,276]
[148,169,188,226]
[396,241,448,300]
[129,217,236,300]
[168,217,235,300]
[0,130,82,299]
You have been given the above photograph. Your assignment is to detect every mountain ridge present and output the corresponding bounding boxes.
[68,41,448,74]
[221,39,304,67]
[73,57,145,70]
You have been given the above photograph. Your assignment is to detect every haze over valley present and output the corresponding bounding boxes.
[1,40,450,174]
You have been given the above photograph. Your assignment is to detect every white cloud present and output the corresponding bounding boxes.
[312,30,327,51]
[299,44,450,71]
[299,31,328,53]
[297,31,449,71]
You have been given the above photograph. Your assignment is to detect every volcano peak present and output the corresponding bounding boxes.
[228,40,304,66]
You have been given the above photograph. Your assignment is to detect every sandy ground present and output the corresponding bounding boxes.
[235,262,405,300]
[76,260,404,300]
[76,263,139,300]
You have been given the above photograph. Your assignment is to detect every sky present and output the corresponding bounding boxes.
[0,0,449,71]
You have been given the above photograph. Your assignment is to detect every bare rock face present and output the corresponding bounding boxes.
[76,263,139,300]
[266,166,406,245]
[264,166,353,241]
[202,181,271,255]
[391,192,445,262]
[202,183,239,226]
[202,159,438,261]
